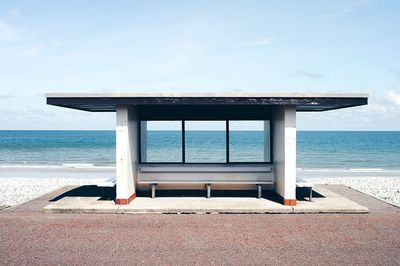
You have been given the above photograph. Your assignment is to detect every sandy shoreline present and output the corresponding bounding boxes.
[1,175,399,209]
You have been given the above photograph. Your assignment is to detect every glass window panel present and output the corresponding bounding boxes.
[185,121,226,163]
[141,121,182,162]
[229,120,270,162]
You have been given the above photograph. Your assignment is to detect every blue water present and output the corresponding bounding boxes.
[0,130,399,170]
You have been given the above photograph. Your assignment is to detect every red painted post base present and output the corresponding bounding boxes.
[115,193,136,205]
[283,199,297,206]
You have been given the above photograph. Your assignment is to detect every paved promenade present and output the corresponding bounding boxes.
[0,185,399,265]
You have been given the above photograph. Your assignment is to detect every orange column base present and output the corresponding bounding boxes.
[115,193,136,205]
[283,199,297,206]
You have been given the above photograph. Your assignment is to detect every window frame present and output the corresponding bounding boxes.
[139,119,272,164]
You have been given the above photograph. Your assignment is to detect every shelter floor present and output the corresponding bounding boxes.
[43,185,368,214]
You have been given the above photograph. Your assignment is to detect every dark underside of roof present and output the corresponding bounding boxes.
[47,96,367,120]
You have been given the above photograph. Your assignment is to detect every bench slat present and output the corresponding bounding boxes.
[139,180,273,184]
[139,166,272,173]
[97,177,116,187]
[296,178,314,188]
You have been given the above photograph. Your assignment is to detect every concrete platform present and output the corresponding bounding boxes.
[43,185,368,214]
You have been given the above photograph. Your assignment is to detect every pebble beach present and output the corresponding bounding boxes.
[1,131,399,209]
[311,177,400,207]
[0,177,104,208]
[0,176,399,209]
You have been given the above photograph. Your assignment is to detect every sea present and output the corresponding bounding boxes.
[0,130,399,178]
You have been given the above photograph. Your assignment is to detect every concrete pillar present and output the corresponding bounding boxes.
[272,106,297,206]
[140,121,147,162]
[263,120,271,162]
[115,106,139,205]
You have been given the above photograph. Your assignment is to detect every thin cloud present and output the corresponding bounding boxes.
[7,8,22,20]
[26,108,54,117]
[356,103,387,114]
[241,37,276,48]
[1,107,56,119]
[0,94,15,99]
[316,0,372,18]
[388,68,400,80]
[388,90,400,106]
[0,21,19,42]
[0,8,26,42]
[337,0,371,15]
[0,13,43,57]
[21,45,43,56]
[290,70,326,80]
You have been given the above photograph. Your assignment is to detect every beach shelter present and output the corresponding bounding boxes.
[47,92,368,205]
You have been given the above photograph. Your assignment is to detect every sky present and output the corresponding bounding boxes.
[0,0,399,130]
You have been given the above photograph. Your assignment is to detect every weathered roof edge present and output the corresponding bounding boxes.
[46,92,369,99]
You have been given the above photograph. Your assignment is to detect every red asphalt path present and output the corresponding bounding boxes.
[0,185,399,265]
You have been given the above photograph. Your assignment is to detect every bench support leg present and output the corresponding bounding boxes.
[206,183,211,199]
[257,184,262,199]
[309,187,312,201]
[151,183,156,199]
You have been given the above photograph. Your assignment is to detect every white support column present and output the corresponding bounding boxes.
[140,121,147,162]
[263,120,271,162]
[115,106,139,205]
[272,106,297,206]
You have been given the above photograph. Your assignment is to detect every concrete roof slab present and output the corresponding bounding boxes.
[46,92,368,112]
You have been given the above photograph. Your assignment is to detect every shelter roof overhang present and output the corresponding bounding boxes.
[46,92,368,113]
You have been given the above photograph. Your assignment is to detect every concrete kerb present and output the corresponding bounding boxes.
[43,208,295,215]
[43,207,369,215]
[42,185,369,214]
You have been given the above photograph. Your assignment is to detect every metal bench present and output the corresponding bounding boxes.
[97,177,116,187]
[139,180,273,199]
[97,177,116,196]
[296,178,314,201]
[138,164,274,199]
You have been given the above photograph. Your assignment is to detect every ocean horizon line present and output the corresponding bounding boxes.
[1,163,400,172]
[1,129,400,132]
[1,131,399,170]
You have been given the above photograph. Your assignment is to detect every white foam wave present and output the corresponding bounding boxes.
[298,168,400,173]
[349,168,383,172]
[62,163,94,168]
[0,164,115,170]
